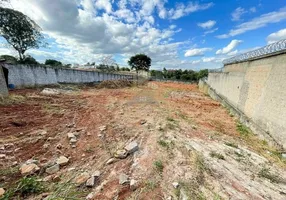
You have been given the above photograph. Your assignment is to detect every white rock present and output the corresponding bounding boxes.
[46,164,60,174]
[114,149,128,159]
[70,138,77,144]
[106,158,115,165]
[172,182,179,188]
[67,132,75,139]
[92,170,101,177]
[125,141,139,154]
[119,173,129,185]
[130,179,138,191]
[41,88,61,95]
[86,176,95,187]
[86,192,95,200]
[56,156,69,166]
[26,159,38,164]
[20,163,40,175]
[99,126,106,132]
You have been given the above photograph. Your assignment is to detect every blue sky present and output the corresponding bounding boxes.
[1,0,286,70]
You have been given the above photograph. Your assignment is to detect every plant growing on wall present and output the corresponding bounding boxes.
[0,7,46,61]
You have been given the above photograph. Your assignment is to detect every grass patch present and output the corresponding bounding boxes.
[1,176,45,199]
[195,153,210,173]
[0,166,18,176]
[258,167,281,183]
[43,103,63,114]
[84,145,94,153]
[179,181,207,200]
[236,123,251,137]
[210,151,225,160]
[224,142,238,148]
[158,140,169,148]
[153,160,164,174]
[166,117,176,122]
[0,94,26,106]
[145,180,158,190]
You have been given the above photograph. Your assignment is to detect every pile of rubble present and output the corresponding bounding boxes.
[97,79,133,89]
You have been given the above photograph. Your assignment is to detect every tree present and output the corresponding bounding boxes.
[128,54,151,83]
[0,7,45,61]
[45,59,62,67]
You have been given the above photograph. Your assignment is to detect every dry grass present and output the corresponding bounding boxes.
[0,94,26,106]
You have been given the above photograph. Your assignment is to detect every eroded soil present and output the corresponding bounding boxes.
[0,82,286,200]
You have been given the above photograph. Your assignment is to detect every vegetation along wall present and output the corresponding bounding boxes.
[4,64,133,88]
[0,66,8,96]
[206,53,286,149]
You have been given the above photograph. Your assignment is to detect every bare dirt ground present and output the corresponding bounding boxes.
[0,81,286,200]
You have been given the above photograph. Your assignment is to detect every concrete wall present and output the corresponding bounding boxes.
[0,66,8,96]
[206,53,286,149]
[4,64,133,88]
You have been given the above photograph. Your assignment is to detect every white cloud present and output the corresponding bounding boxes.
[267,29,286,44]
[250,7,257,13]
[166,2,214,20]
[231,7,246,21]
[184,48,212,57]
[204,28,218,36]
[202,57,215,62]
[197,20,216,29]
[216,40,243,55]
[218,7,286,38]
[231,6,257,21]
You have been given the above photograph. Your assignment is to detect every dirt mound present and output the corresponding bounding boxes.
[98,79,133,89]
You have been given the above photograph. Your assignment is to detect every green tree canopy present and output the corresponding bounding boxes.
[45,59,62,67]
[128,54,151,73]
[0,7,45,61]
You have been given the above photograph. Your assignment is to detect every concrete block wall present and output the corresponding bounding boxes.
[207,53,286,149]
[0,66,8,96]
[4,64,133,88]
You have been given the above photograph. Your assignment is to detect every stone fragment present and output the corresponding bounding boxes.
[140,120,147,125]
[41,88,61,95]
[119,173,129,185]
[86,192,95,200]
[114,149,128,159]
[125,141,139,154]
[106,158,115,165]
[130,179,138,191]
[92,170,101,177]
[86,176,95,187]
[0,154,6,159]
[67,132,75,139]
[282,153,286,159]
[172,182,179,188]
[70,138,77,144]
[46,164,60,175]
[26,159,38,164]
[0,188,5,197]
[99,126,106,132]
[74,172,90,186]
[52,175,61,182]
[20,163,40,175]
[56,156,69,166]
[38,130,47,136]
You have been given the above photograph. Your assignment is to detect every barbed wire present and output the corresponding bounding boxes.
[223,39,286,65]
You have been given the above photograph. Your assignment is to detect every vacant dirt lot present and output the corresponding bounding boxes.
[0,82,286,200]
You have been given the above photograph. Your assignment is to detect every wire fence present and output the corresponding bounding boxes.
[223,39,286,65]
